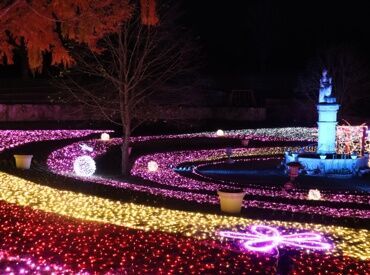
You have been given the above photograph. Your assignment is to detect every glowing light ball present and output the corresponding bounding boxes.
[308,189,321,200]
[147,161,159,172]
[216,129,224,137]
[73,156,96,177]
[101,133,110,141]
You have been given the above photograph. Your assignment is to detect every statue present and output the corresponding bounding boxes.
[319,69,333,103]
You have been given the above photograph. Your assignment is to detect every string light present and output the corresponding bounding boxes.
[47,137,370,219]
[0,172,369,261]
[0,129,111,152]
[0,127,369,273]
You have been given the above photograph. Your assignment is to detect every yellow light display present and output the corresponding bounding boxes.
[0,171,369,260]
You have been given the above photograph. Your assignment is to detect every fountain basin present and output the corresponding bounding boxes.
[286,153,368,177]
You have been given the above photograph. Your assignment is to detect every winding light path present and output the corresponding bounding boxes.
[46,128,370,219]
[0,128,369,273]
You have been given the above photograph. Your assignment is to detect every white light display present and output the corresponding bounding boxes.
[100,133,110,141]
[73,156,96,177]
[147,161,159,172]
[216,129,225,137]
[308,189,321,200]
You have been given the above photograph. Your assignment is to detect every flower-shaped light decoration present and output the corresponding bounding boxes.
[218,225,332,253]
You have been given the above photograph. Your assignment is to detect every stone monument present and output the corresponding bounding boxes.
[284,69,369,177]
[316,70,340,154]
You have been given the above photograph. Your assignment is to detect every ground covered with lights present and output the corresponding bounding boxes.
[0,128,369,274]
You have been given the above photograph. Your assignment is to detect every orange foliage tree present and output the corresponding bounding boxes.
[0,0,158,74]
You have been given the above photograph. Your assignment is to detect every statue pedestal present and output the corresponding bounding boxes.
[317,103,340,154]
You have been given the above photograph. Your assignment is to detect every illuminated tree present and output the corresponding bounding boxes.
[58,3,196,176]
[0,0,158,76]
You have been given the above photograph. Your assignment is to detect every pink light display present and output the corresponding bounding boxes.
[0,129,112,152]
[129,127,317,143]
[0,250,69,274]
[219,225,332,253]
[1,128,369,273]
[46,127,370,219]
[0,201,277,274]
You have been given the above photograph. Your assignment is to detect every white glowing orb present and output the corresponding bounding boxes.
[101,133,110,141]
[147,161,159,172]
[73,156,96,177]
[308,189,321,200]
[216,129,225,137]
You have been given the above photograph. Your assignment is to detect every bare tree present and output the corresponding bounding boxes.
[296,46,370,115]
[57,2,196,176]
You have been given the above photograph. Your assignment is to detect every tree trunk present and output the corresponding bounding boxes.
[19,38,30,79]
[121,125,131,177]
[20,56,29,80]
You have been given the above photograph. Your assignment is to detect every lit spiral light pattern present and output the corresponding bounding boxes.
[0,126,370,273]
[46,129,370,218]
[0,172,369,273]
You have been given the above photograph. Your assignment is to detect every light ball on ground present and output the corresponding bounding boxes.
[101,133,110,141]
[308,189,321,200]
[73,156,96,177]
[147,161,159,172]
[216,129,224,137]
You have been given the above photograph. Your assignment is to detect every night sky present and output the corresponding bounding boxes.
[2,0,370,100]
[184,0,370,74]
